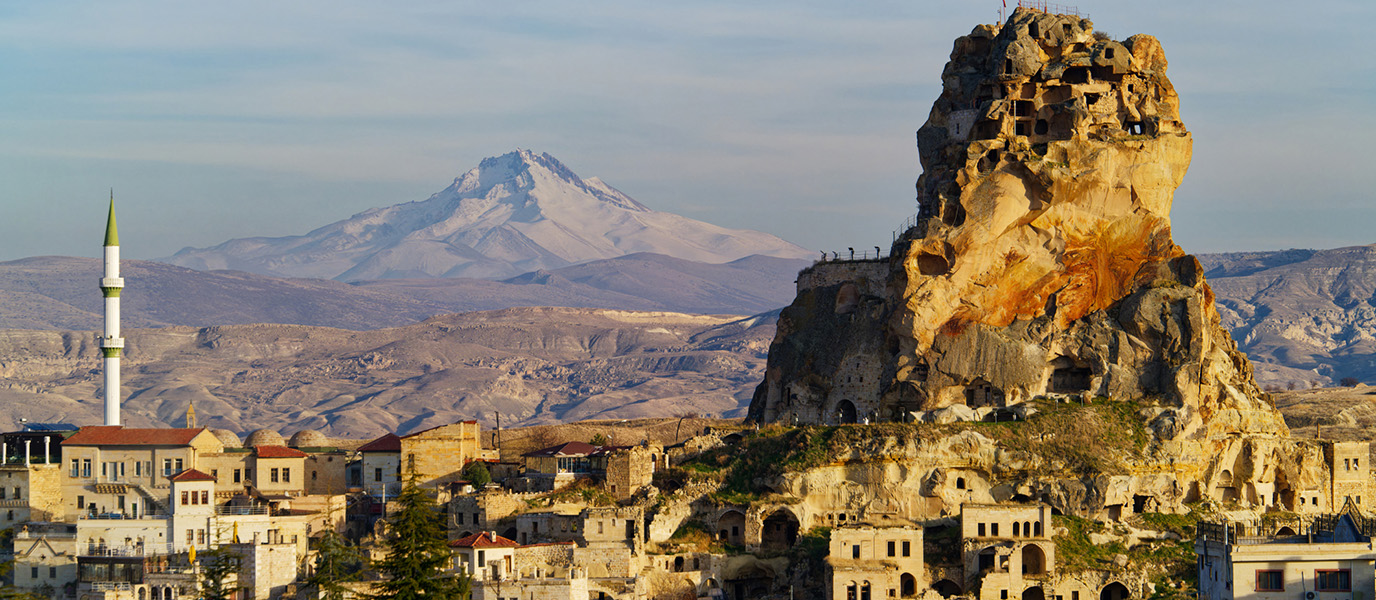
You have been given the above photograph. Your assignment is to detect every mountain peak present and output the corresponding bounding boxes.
[163,151,810,281]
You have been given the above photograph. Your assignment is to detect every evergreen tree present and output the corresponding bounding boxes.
[199,546,244,600]
[372,470,470,600]
[461,461,491,488]
[308,528,364,600]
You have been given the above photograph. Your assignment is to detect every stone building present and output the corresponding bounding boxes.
[827,525,925,600]
[12,522,78,596]
[1196,512,1376,600]
[59,426,225,521]
[960,503,1055,600]
[359,421,496,500]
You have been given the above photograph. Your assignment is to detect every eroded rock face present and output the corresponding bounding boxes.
[750,8,1285,442]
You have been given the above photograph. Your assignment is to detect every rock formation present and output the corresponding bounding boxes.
[751,11,1286,444]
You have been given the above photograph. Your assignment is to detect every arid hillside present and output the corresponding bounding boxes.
[0,307,776,437]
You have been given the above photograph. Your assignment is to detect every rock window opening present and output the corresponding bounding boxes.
[1014,101,1034,118]
[914,363,929,381]
[1084,93,1101,105]
[1015,122,1030,137]
[1029,22,1040,39]
[1023,587,1046,600]
[1133,495,1150,513]
[977,150,1001,174]
[1064,67,1090,84]
[1124,121,1144,135]
[1034,119,1049,136]
[1062,24,1072,36]
[1004,59,1014,75]
[1104,47,1115,59]
[955,477,966,490]
[917,253,951,276]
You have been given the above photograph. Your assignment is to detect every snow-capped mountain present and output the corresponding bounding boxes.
[163,150,812,280]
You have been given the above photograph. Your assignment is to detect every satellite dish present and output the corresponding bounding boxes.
[1306,592,1316,600]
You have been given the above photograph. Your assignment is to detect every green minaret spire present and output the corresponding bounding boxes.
[104,190,119,247]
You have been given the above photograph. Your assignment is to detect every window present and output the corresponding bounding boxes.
[48,567,55,578]
[211,469,218,481]
[1255,570,1283,592]
[182,491,189,505]
[902,541,911,557]
[118,496,125,509]
[271,468,279,483]
[11,487,17,499]
[312,471,318,481]
[478,550,486,567]
[201,490,209,504]
[246,468,252,481]
[198,529,206,545]
[77,495,85,509]
[31,566,37,579]
[135,461,142,477]
[991,523,999,536]
[187,529,195,544]
[887,540,895,557]
[1345,458,1351,471]
[1316,570,1350,591]
[70,459,79,478]
[163,458,183,477]
[852,545,860,559]
[283,468,290,483]
[0,488,5,500]
[82,459,91,478]
[375,468,383,482]
[458,513,465,525]
[233,469,241,483]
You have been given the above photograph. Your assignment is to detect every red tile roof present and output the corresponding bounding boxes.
[62,426,208,447]
[358,433,401,453]
[449,531,520,548]
[168,469,216,482]
[254,445,308,459]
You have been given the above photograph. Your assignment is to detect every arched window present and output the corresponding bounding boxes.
[1013,522,1021,536]
[1033,521,1043,537]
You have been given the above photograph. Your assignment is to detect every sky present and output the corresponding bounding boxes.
[1,0,1372,263]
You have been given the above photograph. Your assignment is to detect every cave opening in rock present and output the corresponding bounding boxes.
[1064,67,1090,84]
[835,400,858,424]
[761,509,800,550]
[1100,582,1130,600]
[1050,357,1092,393]
[965,379,1004,408]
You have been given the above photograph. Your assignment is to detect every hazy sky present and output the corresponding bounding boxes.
[1,0,1372,263]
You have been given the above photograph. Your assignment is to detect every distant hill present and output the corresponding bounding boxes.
[0,254,808,330]
[0,307,779,437]
[1200,244,1376,387]
[162,150,812,281]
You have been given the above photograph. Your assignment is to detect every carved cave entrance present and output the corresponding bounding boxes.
[1023,587,1045,600]
[1101,583,1130,600]
[836,400,858,424]
[761,509,800,550]
[966,380,1004,408]
[1050,357,1092,393]
[900,573,917,597]
[933,581,961,598]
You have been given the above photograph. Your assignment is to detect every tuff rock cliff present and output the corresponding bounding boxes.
[746,10,1303,519]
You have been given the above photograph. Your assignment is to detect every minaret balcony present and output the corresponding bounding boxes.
[101,337,125,349]
[100,277,125,288]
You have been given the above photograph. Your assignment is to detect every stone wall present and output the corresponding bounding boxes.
[402,421,485,489]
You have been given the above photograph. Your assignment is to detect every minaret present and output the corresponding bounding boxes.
[100,194,125,426]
